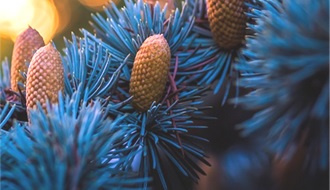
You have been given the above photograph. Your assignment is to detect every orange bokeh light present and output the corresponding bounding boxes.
[78,0,114,10]
[0,0,173,44]
[0,0,68,43]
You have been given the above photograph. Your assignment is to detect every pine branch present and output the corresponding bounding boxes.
[235,0,329,171]
[1,91,148,190]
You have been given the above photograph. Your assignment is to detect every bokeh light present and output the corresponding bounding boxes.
[78,0,116,10]
[0,0,60,43]
[0,0,173,59]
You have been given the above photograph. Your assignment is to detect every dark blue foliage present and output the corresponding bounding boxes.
[89,0,209,89]
[0,102,15,129]
[113,94,211,189]
[1,23,211,188]
[235,0,329,171]
[1,92,147,190]
[61,31,128,105]
[87,1,211,188]
[0,59,27,128]
[91,0,194,64]
[182,0,258,103]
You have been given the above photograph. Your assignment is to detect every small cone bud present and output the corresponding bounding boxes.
[129,34,171,112]
[11,26,45,91]
[207,0,247,49]
[26,44,64,113]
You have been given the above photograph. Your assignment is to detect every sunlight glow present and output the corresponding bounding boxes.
[0,0,59,43]
[78,0,119,10]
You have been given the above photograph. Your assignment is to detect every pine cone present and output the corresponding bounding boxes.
[129,34,171,112]
[26,44,64,113]
[207,0,247,49]
[11,26,45,92]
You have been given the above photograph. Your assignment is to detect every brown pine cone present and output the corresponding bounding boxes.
[26,44,64,113]
[11,26,45,92]
[207,0,247,49]
[129,34,171,112]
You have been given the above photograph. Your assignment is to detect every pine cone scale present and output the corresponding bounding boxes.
[26,44,64,113]
[10,27,45,91]
[129,34,171,112]
[207,0,247,49]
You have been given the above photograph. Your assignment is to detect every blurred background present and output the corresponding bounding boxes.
[0,0,126,59]
[0,1,328,190]
[0,0,175,60]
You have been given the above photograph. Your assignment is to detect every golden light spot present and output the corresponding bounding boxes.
[51,0,71,33]
[78,0,117,10]
[0,0,61,43]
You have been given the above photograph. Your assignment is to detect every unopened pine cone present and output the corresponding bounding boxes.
[11,26,45,91]
[129,34,171,112]
[26,44,64,113]
[207,0,247,49]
